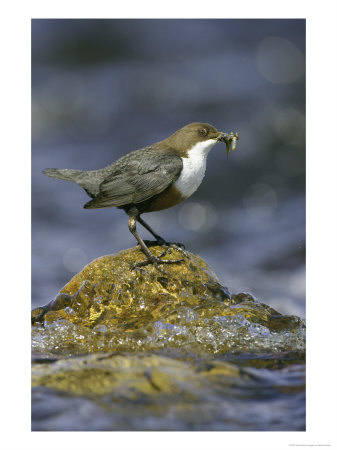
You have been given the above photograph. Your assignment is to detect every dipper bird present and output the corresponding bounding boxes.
[43,122,238,270]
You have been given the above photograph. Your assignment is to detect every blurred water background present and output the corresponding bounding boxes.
[31,19,305,316]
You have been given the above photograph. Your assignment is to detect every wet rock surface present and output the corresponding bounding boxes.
[31,246,305,431]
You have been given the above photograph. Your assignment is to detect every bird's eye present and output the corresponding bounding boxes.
[199,128,207,136]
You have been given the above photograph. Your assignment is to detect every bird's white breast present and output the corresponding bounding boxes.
[174,139,217,198]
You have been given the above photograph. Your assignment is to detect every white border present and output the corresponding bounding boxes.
[1,0,337,449]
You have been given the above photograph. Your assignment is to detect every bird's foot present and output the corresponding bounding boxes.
[130,248,183,274]
[143,238,190,259]
[163,242,190,259]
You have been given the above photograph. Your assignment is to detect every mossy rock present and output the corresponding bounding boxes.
[32,246,305,356]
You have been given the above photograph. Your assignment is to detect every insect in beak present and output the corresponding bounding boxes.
[219,132,239,156]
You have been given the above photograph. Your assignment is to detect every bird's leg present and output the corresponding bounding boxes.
[137,216,166,245]
[137,216,189,259]
[128,216,183,272]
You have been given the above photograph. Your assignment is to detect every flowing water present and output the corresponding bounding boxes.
[31,250,305,431]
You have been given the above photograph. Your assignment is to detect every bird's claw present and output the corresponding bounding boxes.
[163,242,190,259]
[142,237,189,259]
[130,253,183,274]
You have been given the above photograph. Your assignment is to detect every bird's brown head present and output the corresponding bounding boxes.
[162,122,226,156]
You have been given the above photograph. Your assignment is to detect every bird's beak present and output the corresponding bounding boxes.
[218,132,228,142]
[218,132,239,156]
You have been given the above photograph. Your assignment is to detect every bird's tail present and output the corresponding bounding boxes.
[42,168,84,183]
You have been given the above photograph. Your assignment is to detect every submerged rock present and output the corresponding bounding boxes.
[31,351,305,431]
[31,245,305,431]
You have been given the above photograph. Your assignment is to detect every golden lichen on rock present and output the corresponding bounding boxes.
[31,352,243,398]
[31,246,305,357]
[32,245,229,328]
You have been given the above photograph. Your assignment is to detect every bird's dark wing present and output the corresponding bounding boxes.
[84,153,183,209]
